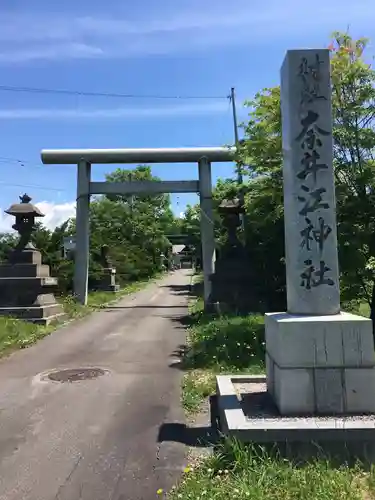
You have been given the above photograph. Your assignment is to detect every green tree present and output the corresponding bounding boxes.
[329,33,375,316]
[0,232,17,262]
[89,165,176,282]
[178,204,201,251]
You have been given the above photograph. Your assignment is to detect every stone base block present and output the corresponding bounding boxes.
[96,269,119,293]
[9,249,42,265]
[265,312,375,415]
[209,267,257,314]
[97,284,120,293]
[0,304,65,324]
[216,375,375,465]
[0,264,51,278]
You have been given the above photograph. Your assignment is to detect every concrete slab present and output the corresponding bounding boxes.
[216,374,375,462]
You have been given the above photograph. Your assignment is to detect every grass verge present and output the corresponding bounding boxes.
[0,273,162,358]
[167,438,375,499]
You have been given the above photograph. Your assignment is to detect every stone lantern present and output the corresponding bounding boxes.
[160,252,167,271]
[0,194,64,324]
[6,193,44,254]
[97,244,119,292]
[209,197,253,313]
[217,198,244,257]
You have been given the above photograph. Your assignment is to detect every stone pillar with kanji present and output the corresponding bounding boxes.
[265,49,375,415]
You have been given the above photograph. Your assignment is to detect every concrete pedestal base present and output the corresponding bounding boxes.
[97,283,120,293]
[0,249,64,324]
[209,254,254,314]
[97,268,119,293]
[0,304,65,324]
[265,312,375,415]
[109,285,120,292]
[216,375,375,465]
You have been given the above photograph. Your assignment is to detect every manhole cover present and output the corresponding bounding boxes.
[47,368,107,383]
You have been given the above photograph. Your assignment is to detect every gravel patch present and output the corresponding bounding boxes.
[234,381,375,423]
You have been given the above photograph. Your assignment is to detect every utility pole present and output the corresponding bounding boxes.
[229,87,242,185]
[229,87,245,228]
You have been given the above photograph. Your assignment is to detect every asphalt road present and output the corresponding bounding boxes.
[0,270,192,500]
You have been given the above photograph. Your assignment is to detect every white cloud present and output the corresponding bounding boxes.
[0,213,14,234]
[0,0,374,63]
[0,201,76,233]
[0,100,229,120]
[0,43,104,63]
[35,201,76,230]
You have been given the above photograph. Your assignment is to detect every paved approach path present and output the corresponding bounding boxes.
[0,270,192,500]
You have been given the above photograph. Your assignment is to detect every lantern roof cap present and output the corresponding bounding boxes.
[218,197,244,213]
[5,194,44,217]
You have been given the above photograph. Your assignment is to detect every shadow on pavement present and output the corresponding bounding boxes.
[103,305,184,310]
[160,284,191,296]
[157,396,220,448]
[170,344,188,359]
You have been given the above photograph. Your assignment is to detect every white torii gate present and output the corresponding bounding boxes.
[41,147,235,306]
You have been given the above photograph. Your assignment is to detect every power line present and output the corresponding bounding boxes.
[0,85,227,101]
[0,156,46,170]
[0,180,67,192]
[0,85,233,192]
[0,156,28,166]
[0,157,68,190]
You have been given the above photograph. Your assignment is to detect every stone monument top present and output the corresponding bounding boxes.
[100,244,113,268]
[218,197,244,214]
[219,198,244,253]
[281,49,340,315]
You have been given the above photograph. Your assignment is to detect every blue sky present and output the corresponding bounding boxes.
[0,0,374,231]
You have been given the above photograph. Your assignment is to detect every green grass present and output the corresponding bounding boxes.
[181,296,265,414]
[183,312,265,372]
[353,301,371,318]
[0,274,162,358]
[0,318,54,355]
[342,300,371,318]
[166,439,375,500]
